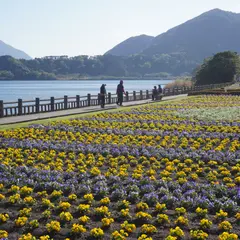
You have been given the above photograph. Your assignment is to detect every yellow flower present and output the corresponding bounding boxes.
[0,213,9,223]
[68,193,77,201]
[190,230,208,240]
[19,208,32,217]
[157,214,170,225]
[174,216,188,226]
[29,219,39,229]
[0,230,8,239]
[9,185,20,193]
[39,236,51,240]
[15,216,28,227]
[175,207,186,215]
[42,198,54,208]
[0,193,5,200]
[94,206,111,217]
[138,234,153,240]
[215,209,228,221]
[195,207,208,218]
[136,202,149,211]
[135,211,152,221]
[42,210,51,218]
[101,217,114,228]
[121,221,136,233]
[218,221,232,232]
[20,186,33,196]
[71,223,87,234]
[18,233,36,240]
[23,196,36,205]
[141,224,157,234]
[218,232,238,240]
[169,226,184,238]
[8,193,21,204]
[90,227,104,238]
[59,211,73,222]
[58,201,71,211]
[199,218,212,230]
[46,220,61,233]
[50,190,62,199]
[100,197,110,206]
[155,202,167,213]
[78,204,90,214]
[111,230,128,240]
[83,193,94,203]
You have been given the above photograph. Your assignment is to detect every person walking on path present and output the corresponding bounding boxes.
[100,84,106,108]
[116,80,125,106]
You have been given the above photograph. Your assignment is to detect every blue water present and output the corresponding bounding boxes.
[0,80,173,102]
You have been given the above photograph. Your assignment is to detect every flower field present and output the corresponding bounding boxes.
[0,95,239,240]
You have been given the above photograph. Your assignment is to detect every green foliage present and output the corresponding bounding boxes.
[0,53,197,79]
[0,70,14,79]
[195,51,240,85]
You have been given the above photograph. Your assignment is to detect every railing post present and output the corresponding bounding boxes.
[35,98,40,113]
[108,92,111,104]
[87,94,91,106]
[64,95,68,109]
[140,90,143,100]
[50,97,55,111]
[133,91,136,101]
[172,88,175,95]
[126,91,129,101]
[18,99,22,115]
[0,100,3,117]
[76,95,80,108]
[146,90,149,99]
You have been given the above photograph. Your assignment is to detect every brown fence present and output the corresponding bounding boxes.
[0,82,232,118]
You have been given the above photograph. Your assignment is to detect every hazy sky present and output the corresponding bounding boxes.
[1,0,240,58]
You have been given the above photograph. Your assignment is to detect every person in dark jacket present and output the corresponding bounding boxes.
[158,85,163,94]
[100,84,106,108]
[158,85,163,100]
[116,80,125,106]
[152,86,158,100]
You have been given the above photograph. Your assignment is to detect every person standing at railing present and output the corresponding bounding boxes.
[152,86,158,100]
[100,84,106,108]
[116,80,125,106]
[158,85,163,100]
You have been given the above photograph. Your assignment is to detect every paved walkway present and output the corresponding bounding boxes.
[0,94,187,125]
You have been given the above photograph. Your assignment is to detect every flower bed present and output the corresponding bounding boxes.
[188,89,240,96]
[0,95,239,239]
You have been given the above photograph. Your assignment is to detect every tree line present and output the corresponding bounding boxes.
[0,53,197,80]
[0,51,239,85]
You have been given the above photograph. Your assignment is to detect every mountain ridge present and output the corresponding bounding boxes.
[0,40,32,60]
[106,8,240,61]
[105,34,154,56]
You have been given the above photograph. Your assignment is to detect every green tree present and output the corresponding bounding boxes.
[0,70,14,79]
[195,51,240,85]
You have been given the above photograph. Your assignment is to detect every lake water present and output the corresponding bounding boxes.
[0,80,173,102]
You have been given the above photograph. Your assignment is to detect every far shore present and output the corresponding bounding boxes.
[0,78,175,81]
[0,76,178,81]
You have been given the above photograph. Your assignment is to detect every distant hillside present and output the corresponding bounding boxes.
[0,40,31,60]
[105,34,154,56]
[143,9,240,60]
[106,9,240,61]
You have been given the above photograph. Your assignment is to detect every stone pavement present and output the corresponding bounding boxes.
[0,94,187,125]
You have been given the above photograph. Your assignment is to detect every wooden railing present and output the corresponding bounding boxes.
[0,82,232,118]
